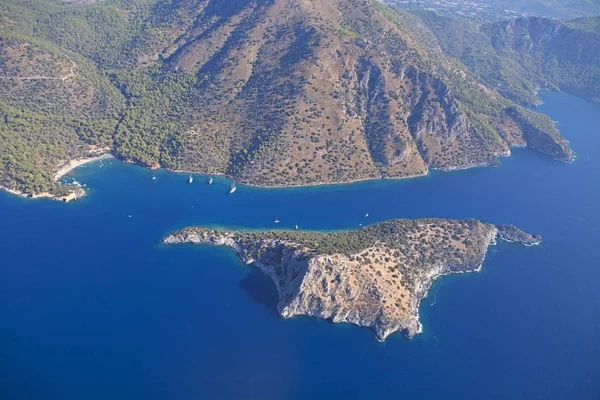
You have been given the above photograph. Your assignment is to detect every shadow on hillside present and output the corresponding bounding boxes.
[239,268,280,316]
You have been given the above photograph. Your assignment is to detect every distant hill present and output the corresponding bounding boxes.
[0,0,588,197]
[388,0,600,21]
[413,12,600,105]
[489,0,600,19]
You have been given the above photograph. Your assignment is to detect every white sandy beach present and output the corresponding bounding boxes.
[54,154,112,181]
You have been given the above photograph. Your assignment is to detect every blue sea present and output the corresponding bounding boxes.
[1,91,599,399]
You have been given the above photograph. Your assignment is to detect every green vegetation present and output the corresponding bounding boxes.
[390,0,600,21]
[412,11,600,105]
[198,218,484,257]
[336,26,359,38]
[0,0,149,194]
[0,0,591,197]
[488,0,600,19]
[112,65,201,169]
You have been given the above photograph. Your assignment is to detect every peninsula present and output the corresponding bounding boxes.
[164,219,541,341]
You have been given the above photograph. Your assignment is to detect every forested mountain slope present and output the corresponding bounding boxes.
[413,12,600,106]
[0,0,587,198]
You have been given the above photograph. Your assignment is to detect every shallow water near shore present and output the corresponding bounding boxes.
[1,91,599,399]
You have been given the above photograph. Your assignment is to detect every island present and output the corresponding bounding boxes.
[164,219,541,341]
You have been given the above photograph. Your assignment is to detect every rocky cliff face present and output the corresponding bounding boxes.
[164,219,541,340]
[505,107,574,162]
[484,16,600,103]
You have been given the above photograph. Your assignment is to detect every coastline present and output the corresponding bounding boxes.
[0,137,567,202]
[0,153,111,202]
[54,154,113,181]
[164,223,510,342]
[408,227,498,340]
[0,184,84,202]
[166,153,512,190]
[167,168,429,190]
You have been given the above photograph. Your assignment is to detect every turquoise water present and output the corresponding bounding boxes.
[1,91,599,399]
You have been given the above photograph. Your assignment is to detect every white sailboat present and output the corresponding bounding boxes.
[295,224,299,230]
[188,174,194,184]
[364,212,369,217]
[274,218,280,223]
[229,183,237,194]
[208,177,213,185]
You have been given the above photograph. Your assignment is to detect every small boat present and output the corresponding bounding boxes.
[188,174,194,184]
[229,183,237,194]
[152,176,156,180]
[208,177,213,185]
[364,212,369,217]
[274,218,280,223]
[295,224,299,230]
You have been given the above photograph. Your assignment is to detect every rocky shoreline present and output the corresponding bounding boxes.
[0,152,111,202]
[164,219,541,341]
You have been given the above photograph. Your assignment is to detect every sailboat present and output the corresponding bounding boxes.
[188,174,194,184]
[208,177,213,185]
[364,212,369,217]
[274,218,280,223]
[295,224,299,230]
[229,183,237,194]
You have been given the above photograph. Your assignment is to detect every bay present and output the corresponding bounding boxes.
[0,91,599,399]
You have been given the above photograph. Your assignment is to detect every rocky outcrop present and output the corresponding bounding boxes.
[164,218,541,341]
[506,107,574,162]
[485,16,600,103]
[497,224,542,246]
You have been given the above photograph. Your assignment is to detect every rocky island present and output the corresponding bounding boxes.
[164,219,540,341]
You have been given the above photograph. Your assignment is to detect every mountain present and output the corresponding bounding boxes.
[0,0,584,198]
[412,12,600,106]
[499,0,600,19]
[387,0,600,22]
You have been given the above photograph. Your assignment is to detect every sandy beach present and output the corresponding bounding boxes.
[54,154,112,181]
[0,153,112,202]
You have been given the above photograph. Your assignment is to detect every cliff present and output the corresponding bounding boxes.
[164,219,541,341]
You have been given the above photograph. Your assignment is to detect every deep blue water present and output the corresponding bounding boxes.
[1,91,599,399]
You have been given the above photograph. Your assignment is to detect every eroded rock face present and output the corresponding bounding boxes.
[164,218,541,341]
[497,224,542,246]
[505,107,574,162]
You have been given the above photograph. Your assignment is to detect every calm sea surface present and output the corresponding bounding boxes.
[1,91,599,399]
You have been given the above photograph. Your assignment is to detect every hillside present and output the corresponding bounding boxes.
[412,12,600,106]
[0,0,582,198]
[388,0,600,22]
